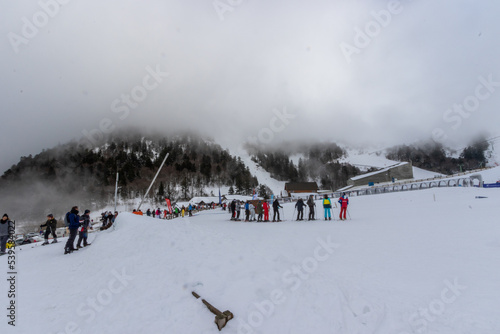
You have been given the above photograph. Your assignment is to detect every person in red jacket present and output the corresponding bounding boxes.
[338,193,349,220]
[263,201,270,222]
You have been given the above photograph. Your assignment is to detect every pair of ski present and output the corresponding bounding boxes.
[41,240,59,246]
[64,244,91,254]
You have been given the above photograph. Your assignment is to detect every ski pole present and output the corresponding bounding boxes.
[347,208,351,220]
[292,207,296,221]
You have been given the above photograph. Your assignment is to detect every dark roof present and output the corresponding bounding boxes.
[284,182,319,191]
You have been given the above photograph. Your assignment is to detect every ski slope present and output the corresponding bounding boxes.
[1,183,500,333]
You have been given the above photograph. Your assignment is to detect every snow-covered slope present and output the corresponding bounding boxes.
[230,147,287,195]
[2,174,500,333]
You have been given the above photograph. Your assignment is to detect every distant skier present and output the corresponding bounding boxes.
[244,201,250,222]
[338,193,349,220]
[0,214,14,255]
[230,200,236,220]
[249,202,256,221]
[235,200,242,221]
[146,209,151,217]
[156,208,161,218]
[323,195,332,221]
[77,209,93,248]
[64,206,80,254]
[295,198,305,221]
[307,195,316,220]
[40,214,58,245]
[263,201,270,222]
[272,198,282,222]
[256,201,263,222]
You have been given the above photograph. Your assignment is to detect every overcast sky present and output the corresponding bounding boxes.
[1,0,500,173]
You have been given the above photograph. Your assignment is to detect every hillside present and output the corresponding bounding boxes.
[0,131,259,222]
[2,167,500,333]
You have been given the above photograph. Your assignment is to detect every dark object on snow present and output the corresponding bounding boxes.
[475,196,488,199]
[192,291,233,331]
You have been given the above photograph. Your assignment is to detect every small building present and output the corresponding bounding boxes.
[284,182,319,197]
[347,162,413,187]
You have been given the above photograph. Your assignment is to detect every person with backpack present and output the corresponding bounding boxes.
[272,198,282,222]
[1,214,14,255]
[64,206,81,254]
[307,195,316,220]
[338,193,349,220]
[77,209,93,248]
[295,198,305,221]
[323,195,332,221]
[40,214,58,245]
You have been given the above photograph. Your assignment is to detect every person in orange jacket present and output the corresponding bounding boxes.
[338,193,349,220]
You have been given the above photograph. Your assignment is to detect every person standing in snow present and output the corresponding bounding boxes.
[307,195,316,220]
[64,206,80,254]
[244,201,250,222]
[323,195,332,221]
[40,214,58,245]
[230,200,236,220]
[77,209,93,248]
[272,198,282,222]
[0,214,14,255]
[256,201,263,222]
[235,200,242,221]
[263,200,270,222]
[338,193,349,220]
[295,198,305,221]
[146,209,151,217]
[249,202,256,221]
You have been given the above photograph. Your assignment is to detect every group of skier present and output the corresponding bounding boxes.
[63,206,95,254]
[227,192,350,223]
[312,193,349,221]
[229,198,284,222]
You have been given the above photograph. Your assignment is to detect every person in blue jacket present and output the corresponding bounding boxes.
[64,206,81,254]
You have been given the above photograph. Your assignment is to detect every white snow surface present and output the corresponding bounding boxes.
[2,178,500,333]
